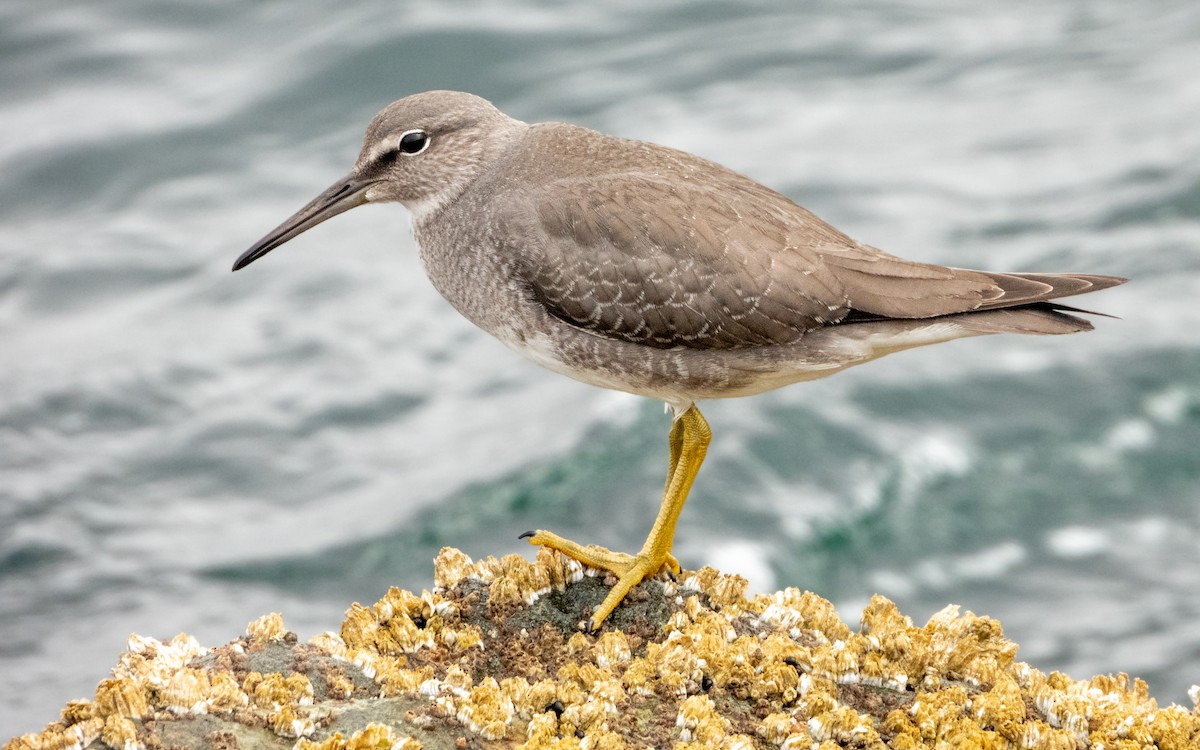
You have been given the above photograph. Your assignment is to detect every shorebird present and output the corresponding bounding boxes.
[234,91,1124,630]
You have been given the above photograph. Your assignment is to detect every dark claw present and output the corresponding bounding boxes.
[584,618,599,634]
[518,530,536,539]
[666,569,678,583]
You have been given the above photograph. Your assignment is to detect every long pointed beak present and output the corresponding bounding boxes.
[232,173,378,271]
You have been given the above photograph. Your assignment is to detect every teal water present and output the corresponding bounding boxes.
[3,0,1200,737]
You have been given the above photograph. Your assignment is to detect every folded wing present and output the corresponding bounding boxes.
[499,174,1123,349]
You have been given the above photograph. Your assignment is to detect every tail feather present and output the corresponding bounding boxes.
[975,272,1127,311]
[947,303,1098,336]
[837,271,1126,329]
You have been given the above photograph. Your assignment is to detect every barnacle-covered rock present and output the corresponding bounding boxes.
[7,548,1200,750]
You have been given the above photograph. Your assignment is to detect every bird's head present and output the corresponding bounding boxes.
[233,90,525,271]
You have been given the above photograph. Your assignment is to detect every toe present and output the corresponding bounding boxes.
[664,554,682,576]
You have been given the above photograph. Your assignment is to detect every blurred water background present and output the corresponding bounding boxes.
[3,0,1200,737]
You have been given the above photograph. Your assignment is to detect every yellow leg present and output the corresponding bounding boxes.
[666,414,684,494]
[522,404,712,630]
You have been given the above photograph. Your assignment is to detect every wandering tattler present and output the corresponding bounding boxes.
[234,91,1125,629]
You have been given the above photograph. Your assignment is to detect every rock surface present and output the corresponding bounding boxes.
[7,548,1200,750]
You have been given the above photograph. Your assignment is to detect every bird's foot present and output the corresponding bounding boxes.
[520,529,680,630]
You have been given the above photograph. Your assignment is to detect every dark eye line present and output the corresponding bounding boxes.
[371,130,432,169]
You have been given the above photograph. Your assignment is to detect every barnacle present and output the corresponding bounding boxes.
[92,677,149,722]
[158,668,210,715]
[456,677,514,740]
[243,671,314,709]
[295,722,421,750]
[205,670,249,712]
[99,715,138,750]
[245,612,288,644]
[433,547,475,591]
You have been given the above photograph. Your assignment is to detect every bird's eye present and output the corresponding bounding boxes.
[398,130,430,155]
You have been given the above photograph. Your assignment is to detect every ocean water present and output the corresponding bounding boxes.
[3,0,1200,737]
